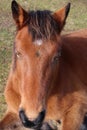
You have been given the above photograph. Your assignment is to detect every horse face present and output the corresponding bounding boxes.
[12,1,70,129]
[15,25,60,118]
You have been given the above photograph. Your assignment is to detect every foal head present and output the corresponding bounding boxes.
[11,0,70,129]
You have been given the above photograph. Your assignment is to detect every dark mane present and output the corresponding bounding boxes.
[27,10,60,40]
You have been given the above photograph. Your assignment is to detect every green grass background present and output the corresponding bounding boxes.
[0,0,87,118]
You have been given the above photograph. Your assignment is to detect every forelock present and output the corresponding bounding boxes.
[27,10,60,41]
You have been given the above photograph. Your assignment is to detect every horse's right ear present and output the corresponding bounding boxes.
[11,0,28,29]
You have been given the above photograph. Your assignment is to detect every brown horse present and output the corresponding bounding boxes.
[0,0,87,130]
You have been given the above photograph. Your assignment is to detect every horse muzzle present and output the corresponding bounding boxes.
[19,109,46,129]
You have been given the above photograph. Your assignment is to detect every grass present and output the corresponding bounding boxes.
[0,0,87,119]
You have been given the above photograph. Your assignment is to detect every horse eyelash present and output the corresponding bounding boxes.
[52,49,61,63]
[15,51,22,58]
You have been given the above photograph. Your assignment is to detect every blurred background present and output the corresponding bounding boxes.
[0,0,87,118]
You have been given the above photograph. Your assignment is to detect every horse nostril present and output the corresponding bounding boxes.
[40,109,46,116]
[19,109,28,124]
[34,109,46,124]
[19,109,35,128]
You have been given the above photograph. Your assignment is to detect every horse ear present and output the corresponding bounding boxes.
[11,0,28,29]
[53,3,71,33]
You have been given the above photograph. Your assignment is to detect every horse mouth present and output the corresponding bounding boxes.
[19,109,46,129]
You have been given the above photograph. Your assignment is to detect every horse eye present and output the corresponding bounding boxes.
[52,52,61,63]
[16,51,22,58]
[53,55,59,62]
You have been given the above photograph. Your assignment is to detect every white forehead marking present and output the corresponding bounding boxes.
[34,39,43,46]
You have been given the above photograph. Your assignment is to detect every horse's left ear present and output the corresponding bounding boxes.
[53,3,71,33]
[11,0,28,29]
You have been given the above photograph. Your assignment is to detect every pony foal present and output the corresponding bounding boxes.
[0,0,87,130]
